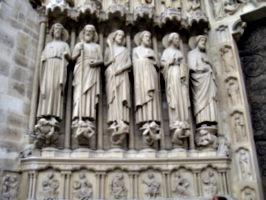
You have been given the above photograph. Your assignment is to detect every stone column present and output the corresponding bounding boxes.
[65,172,71,200]
[134,173,139,199]
[222,171,228,194]
[97,24,104,150]
[28,10,47,136]
[59,172,66,199]
[126,26,135,150]
[152,30,165,150]
[64,25,76,149]
[192,171,198,196]
[96,173,101,199]
[218,170,224,194]
[100,173,106,199]
[27,172,33,200]
[31,172,38,200]
[129,173,134,198]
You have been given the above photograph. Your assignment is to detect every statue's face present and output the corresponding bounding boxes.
[198,37,206,50]
[84,27,94,42]
[115,31,124,45]
[141,32,151,47]
[172,34,179,47]
[53,25,62,39]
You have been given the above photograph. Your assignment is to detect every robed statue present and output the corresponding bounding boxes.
[133,31,161,146]
[104,30,131,147]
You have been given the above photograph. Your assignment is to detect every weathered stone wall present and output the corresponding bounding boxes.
[0,0,39,172]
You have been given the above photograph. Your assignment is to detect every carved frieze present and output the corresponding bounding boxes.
[1,175,19,200]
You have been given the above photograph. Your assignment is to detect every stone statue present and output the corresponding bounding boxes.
[133,31,161,146]
[140,121,161,146]
[172,172,190,197]
[239,149,252,180]
[211,0,238,20]
[217,136,230,157]
[114,0,130,9]
[195,128,217,149]
[187,35,218,128]
[104,30,131,147]
[37,23,71,124]
[202,170,218,196]
[42,173,59,200]
[72,24,103,144]
[2,175,18,200]
[34,118,59,148]
[142,173,160,199]
[244,188,256,200]
[220,46,235,72]
[234,113,246,142]
[170,121,191,148]
[228,79,241,106]
[161,33,190,127]
[73,172,93,200]
[161,0,180,8]
[110,173,127,199]
[187,0,200,13]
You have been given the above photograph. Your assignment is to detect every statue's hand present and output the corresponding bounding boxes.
[63,51,69,58]
[89,60,96,67]
[41,56,46,62]
[79,43,84,51]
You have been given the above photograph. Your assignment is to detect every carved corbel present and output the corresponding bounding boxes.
[133,5,155,23]
[232,19,247,42]
[160,8,182,25]
[187,10,208,28]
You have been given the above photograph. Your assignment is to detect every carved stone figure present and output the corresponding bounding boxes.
[34,118,59,148]
[73,172,93,200]
[104,30,131,147]
[42,173,59,200]
[187,35,218,128]
[202,170,218,196]
[161,33,190,127]
[244,188,256,200]
[172,172,190,197]
[217,136,231,157]
[142,173,160,199]
[72,25,103,143]
[161,0,180,8]
[170,121,191,148]
[110,174,127,199]
[195,128,217,149]
[73,120,95,144]
[220,46,235,72]
[234,113,246,142]
[2,175,18,200]
[228,79,241,106]
[133,31,161,146]
[211,0,239,20]
[140,121,161,146]
[114,0,130,9]
[239,149,252,180]
[187,0,200,13]
[37,23,71,123]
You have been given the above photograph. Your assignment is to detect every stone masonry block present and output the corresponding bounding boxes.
[16,31,30,56]
[0,19,15,49]
[6,111,24,128]
[10,66,27,82]
[0,124,24,142]
[0,109,6,123]
[13,52,28,68]
[0,75,8,94]
[23,103,30,116]
[0,94,23,114]
[7,79,26,99]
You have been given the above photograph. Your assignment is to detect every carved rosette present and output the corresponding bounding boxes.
[133,5,155,22]
[106,3,128,19]
[187,10,208,27]
[160,8,181,25]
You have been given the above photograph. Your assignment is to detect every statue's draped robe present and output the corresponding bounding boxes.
[132,46,161,124]
[161,47,189,125]
[187,48,217,124]
[104,45,131,123]
[37,40,70,119]
[72,42,102,120]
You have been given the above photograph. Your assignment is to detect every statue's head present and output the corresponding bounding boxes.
[140,31,151,47]
[113,30,125,45]
[195,35,207,51]
[168,32,180,48]
[79,172,85,179]
[50,23,64,40]
[47,173,54,179]
[148,173,154,179]
[83,25,96,42]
